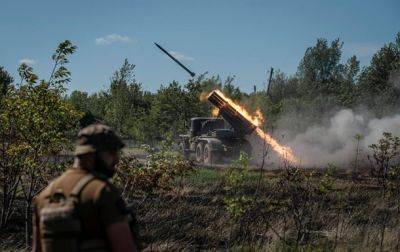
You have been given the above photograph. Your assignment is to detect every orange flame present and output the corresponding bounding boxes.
[255,128,299,164]
[199,92,209,101]
[207,89,298,164]
[253,109,264,127]
[211,90,264,127]
[212,107,219,116]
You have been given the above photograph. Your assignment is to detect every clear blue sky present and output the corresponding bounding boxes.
[1,0,399,93]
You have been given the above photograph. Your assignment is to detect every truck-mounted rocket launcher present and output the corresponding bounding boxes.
[207,89,299,165]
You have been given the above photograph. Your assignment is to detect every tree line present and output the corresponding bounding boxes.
[64,32,400,143]
[1,33,399,145]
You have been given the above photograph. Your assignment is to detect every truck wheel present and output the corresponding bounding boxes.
[195,143,204,163]
[204,143,218,165]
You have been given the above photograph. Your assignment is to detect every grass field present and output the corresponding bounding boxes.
[2,166,400,251]
[128,167,400,251]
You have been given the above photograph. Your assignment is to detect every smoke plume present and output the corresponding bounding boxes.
[274,109,400,167]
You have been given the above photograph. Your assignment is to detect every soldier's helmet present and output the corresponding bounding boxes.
[74,124,125,156]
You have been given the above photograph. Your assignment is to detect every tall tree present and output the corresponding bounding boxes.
[0,41,81,246]
[357,32,400,115]
[104,59,150,139]
[69,90,98,127]
[297,38,344,98]
[148,82,187,140]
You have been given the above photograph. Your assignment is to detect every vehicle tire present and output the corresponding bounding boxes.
[203,143,216,165]
[195,143,204,163]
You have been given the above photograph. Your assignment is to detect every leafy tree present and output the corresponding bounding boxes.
[148,82,188,140]
[368,132,400,188]
[184,76,214,117]
[0,66,13,97]
[357,32,400,115]
[297,38,344,96]
[18,63,38,85]
[48,40,77,89]
[87,91,109,120]
[268,38,361,132]
[296,38,360,106]
[69,90,98,126]
[340,55,360,107]
[69,90,89,111]
[0,41,81,246]
[222,76,242,100]
[103,59,151,140]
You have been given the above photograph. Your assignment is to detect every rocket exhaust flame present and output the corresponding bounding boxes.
[208,90,264,127]
[251,128,299,165]
[206,89,299,164]
[207,90,256,135]
[212,108,220,117]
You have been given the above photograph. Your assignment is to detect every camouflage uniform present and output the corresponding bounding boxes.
[32,124,136,252]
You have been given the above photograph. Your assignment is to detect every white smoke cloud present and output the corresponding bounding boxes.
[95,34,132,45]
[19,58,37,65]
[280,109,400,167]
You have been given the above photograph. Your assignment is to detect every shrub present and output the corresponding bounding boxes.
[114,144,194,199]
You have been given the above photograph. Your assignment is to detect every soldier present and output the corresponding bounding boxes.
[32,124,138,252]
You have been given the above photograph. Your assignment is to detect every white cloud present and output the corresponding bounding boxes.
[19,58,37,65]
[95,34,133,45]
[344,42,382,59]
[169,51,194,61]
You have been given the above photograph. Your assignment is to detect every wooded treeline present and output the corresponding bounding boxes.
[67,33,400,142]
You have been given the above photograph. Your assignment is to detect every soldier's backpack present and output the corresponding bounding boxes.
[39,174,95,252]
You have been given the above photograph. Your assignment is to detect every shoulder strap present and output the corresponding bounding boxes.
[70,174,95,198]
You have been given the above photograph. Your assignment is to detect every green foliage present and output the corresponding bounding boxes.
[296,37,359,106]
[369,132,400,187]
[223,152,253,221]
[147,82,189,139]
[69,90,98,126]
[275,166,336,246]
[104,59,151,139]
[224,195,252,222]
[17,63,38,85]
[225,152,250,189]
[367,132,400,251]
[357,32,400,115]
[0,66,13,97]
[49,40,77,89]
[0,41,81,236]
[115,145,194,197]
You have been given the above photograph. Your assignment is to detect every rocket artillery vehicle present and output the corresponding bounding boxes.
[179,117,252,165]
[155,42,297,165]
[154,42,262,164]
[179,90,257,165]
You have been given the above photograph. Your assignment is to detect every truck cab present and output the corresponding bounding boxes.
[179,117,251,165]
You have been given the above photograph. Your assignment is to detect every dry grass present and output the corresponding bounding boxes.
[132,168,400,251]
[2,167,400,251]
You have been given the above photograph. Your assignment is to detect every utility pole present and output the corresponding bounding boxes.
[266,67,274,98]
